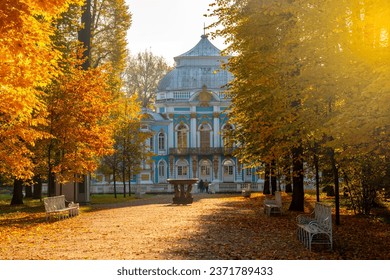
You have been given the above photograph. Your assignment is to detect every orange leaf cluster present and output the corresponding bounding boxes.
[47,66,116,182]
[0,0,80,179]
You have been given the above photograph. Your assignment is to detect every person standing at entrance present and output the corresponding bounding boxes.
[205,179,209,193]
[198,179,204,193]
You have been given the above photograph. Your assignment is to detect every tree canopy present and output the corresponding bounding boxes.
[0,0,140,205]
[0,0,83,180]
[209,0,390,214]
[124,50,171,108]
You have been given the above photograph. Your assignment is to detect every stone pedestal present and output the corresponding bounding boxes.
[167,178,198,205]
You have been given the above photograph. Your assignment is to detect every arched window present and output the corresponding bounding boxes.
[149,136,154,152]
[223,159,234,182]
[199,123,211,148]
[244,166,253,182]
[177,123,188,148]
[158,161,166,177]
[176,159,189,179]
[158,132,165,151]
[222,124,233,148]
[199,159,211,181]
[158,161,167,182]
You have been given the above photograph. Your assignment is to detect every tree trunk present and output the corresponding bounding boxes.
[271,160,277,195]
[47,138,56,197]
[78,0,92,70]
[322,168,333,192]
[263,163,270,194]
[330,148,340,225]
[289,145,304,211]
[284,164,292,193]
[48,171,56,197]
[25,184,33,198]
[122,164,126,198]
[32,175,42,200]
[385,157,390,199]
[10,179,24,205]
[314,143,320,202]
[128,167,132,196]
[113,169,117,199]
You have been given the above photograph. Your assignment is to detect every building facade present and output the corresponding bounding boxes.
[91,35,263,194]
[135,35,262,193]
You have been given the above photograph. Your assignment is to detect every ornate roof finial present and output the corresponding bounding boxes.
[202,23,207,38]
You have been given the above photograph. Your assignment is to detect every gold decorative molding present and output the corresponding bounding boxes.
[192,156,198,176]
[213,155,219,179]
[198,85,212,107]
[169,155,174,175]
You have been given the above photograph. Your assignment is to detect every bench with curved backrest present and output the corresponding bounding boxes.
[43,195,79,221]
[263,191,283,216]
[297,202,333,251]
[241,183,251,198]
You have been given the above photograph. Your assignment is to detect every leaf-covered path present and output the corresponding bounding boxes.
[0,193,389,260]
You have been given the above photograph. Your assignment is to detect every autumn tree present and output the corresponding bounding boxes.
[0,0,79,181]
[124,50,170,108]
[209,0,389,217]
[90,0,131,75]
[43,62,117,196]
[99,95,153,197]
[209,0,307,211]
[0,0,83,204]
[37,0,131,197]
[78,0,131,94]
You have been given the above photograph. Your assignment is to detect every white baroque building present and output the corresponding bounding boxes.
[92,35,263,194]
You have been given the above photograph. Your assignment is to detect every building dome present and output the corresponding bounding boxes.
[177,34,221,57]
[157,35,232,92]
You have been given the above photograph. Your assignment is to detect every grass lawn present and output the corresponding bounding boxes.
[0,193,155,215]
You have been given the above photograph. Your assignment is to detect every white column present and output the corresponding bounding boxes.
[190,113,197,148]
[168,120,174,148]
[213,113,220,148]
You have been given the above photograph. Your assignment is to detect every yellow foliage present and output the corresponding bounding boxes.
[0,0,81,179]
[45,64,117,183]
[348,0,390,63]
[209,0,389,182]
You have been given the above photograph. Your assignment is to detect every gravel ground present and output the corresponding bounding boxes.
[1,193,389,260]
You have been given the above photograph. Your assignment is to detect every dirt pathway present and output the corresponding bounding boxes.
[1,193,389,260]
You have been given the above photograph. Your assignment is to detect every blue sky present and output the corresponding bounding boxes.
[125,0,225,64]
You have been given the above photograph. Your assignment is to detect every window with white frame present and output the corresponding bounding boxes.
[199,123,211,148]
[177,159,189,177]
[177,123,188,148]
[158,132,165,151]
[223,159,234,182]
[224,165,234,176]
[149,136,154,152]
[222,124,233,148]
[158,161,166,178]
[200,160,211,176]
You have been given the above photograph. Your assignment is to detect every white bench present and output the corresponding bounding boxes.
[297,202,333,251]
[263,191,283,216]
[242,189,251,197]
[43,195,79,221]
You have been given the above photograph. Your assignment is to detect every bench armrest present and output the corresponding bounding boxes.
[296,212,315,224]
